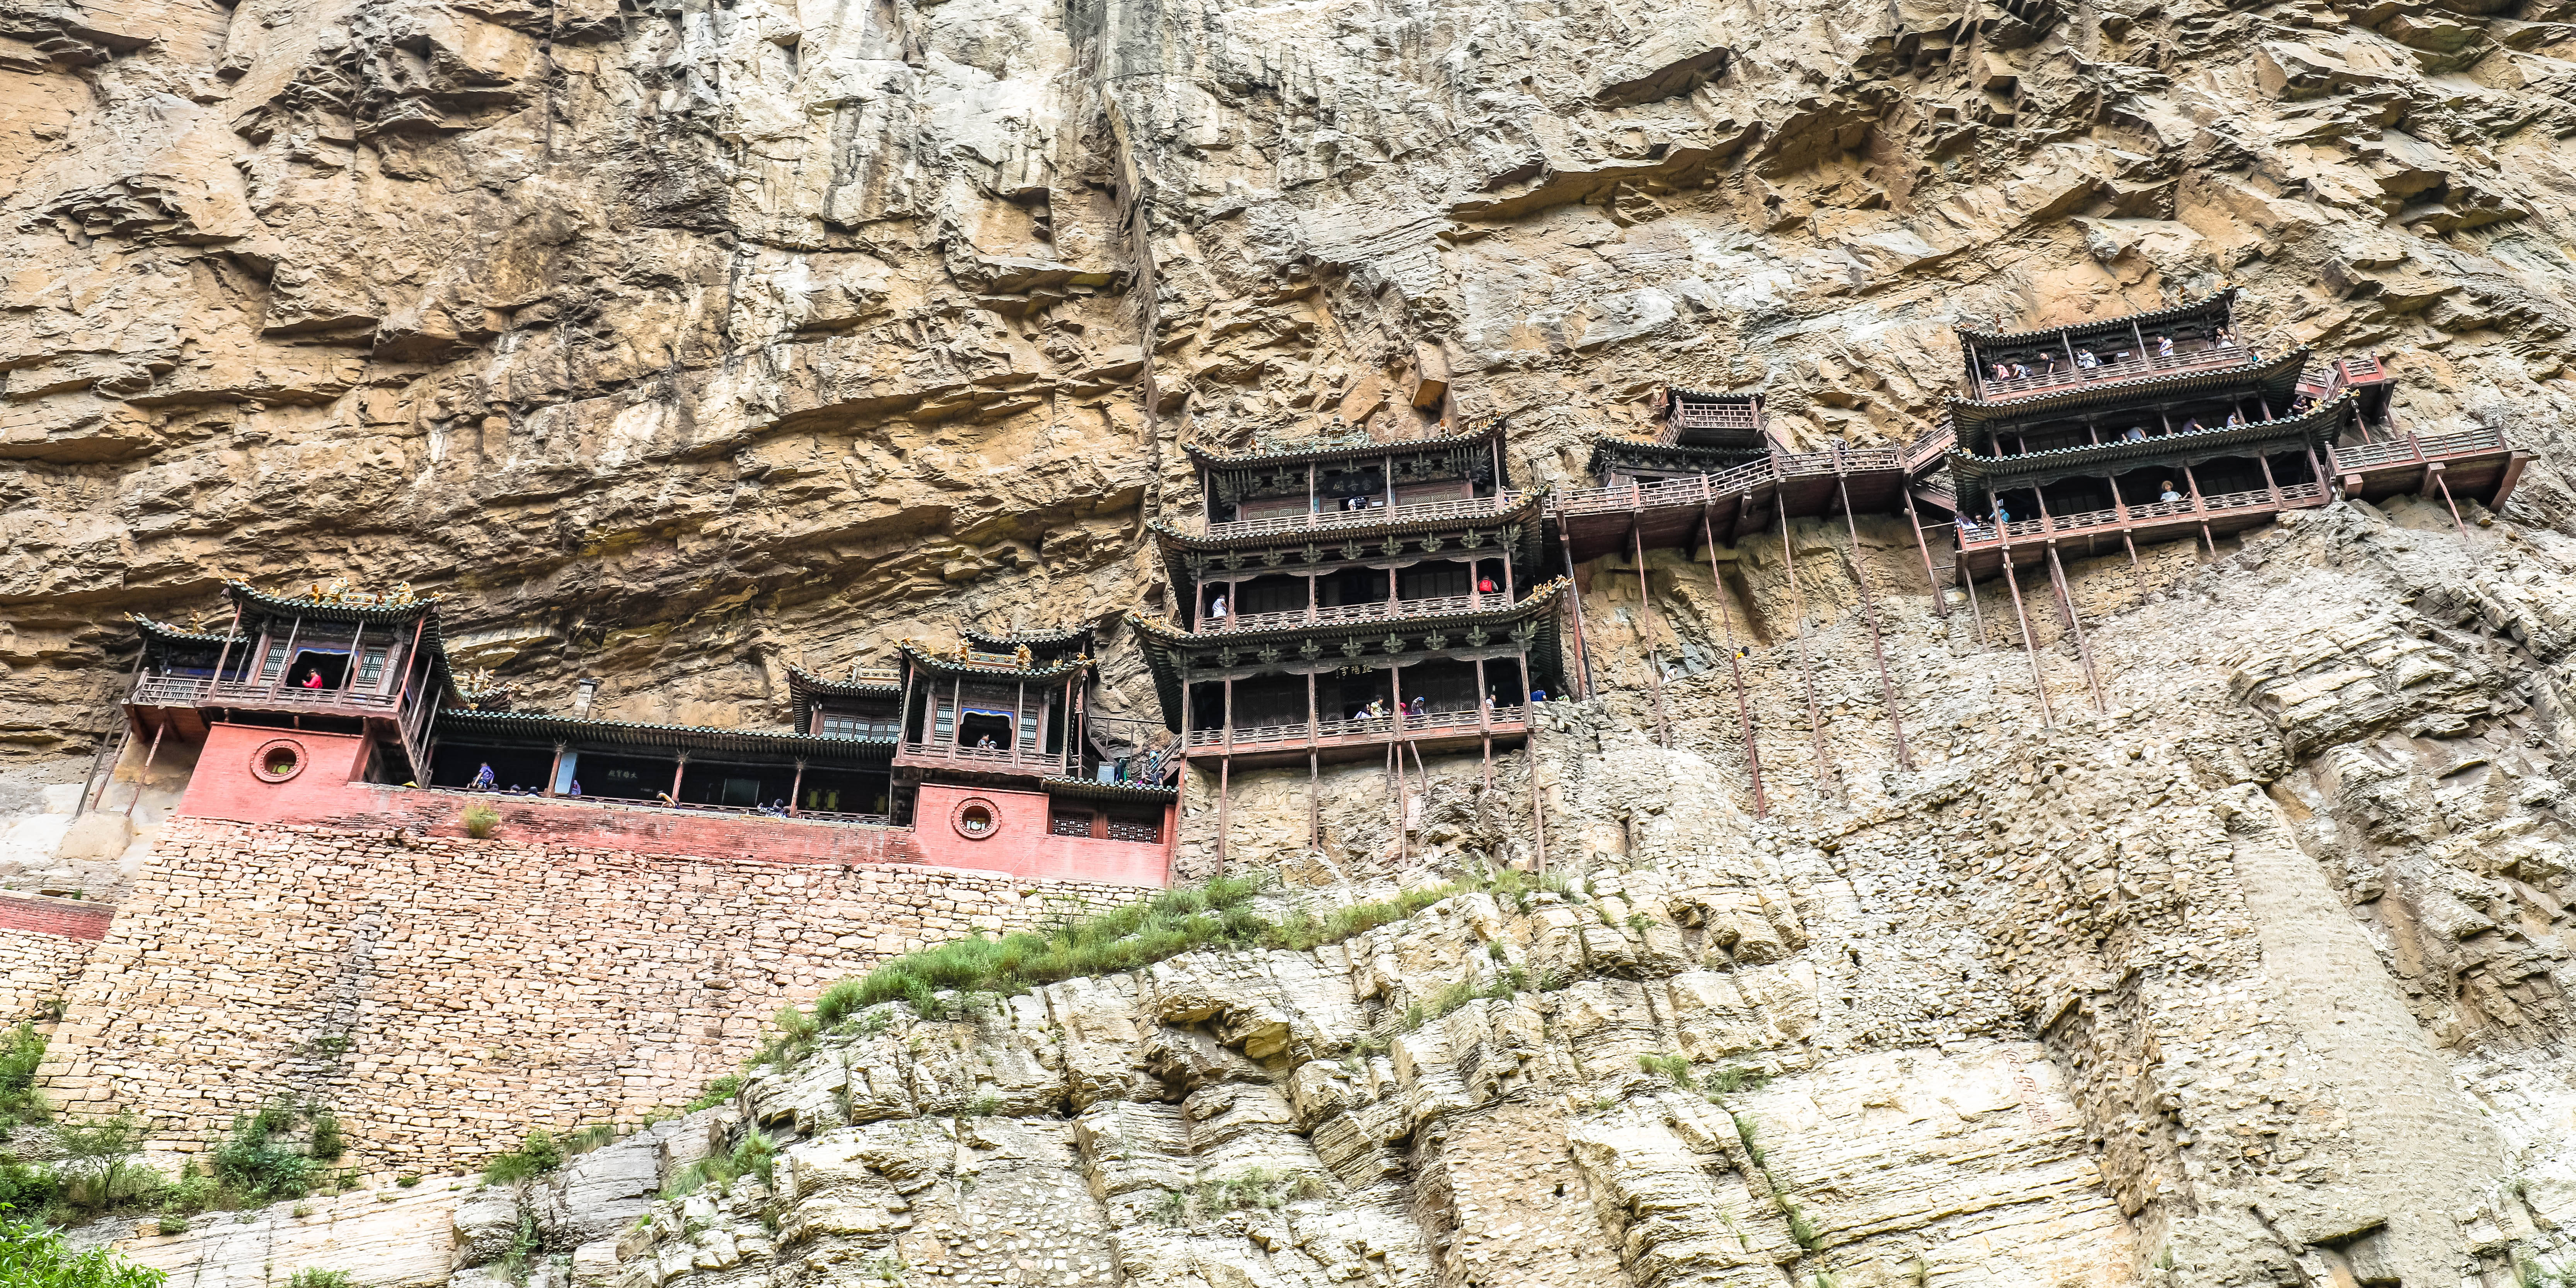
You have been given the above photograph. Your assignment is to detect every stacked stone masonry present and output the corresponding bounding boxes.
[33,818,1150,1176]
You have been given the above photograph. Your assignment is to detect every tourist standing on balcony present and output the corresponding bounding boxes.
[2123,426,2148,441]
[2160,480,2183,503]
[2155,334,2175,359]
[2076,348,2099,369]
[1208,594,1228,624]
[1992,501,2011,526]
[1408,696,1427,725]
[470,762,496,790]
[1477,574,1498,595]
[299,667,326,688]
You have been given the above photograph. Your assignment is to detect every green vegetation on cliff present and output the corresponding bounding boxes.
[0,1215,167,1288]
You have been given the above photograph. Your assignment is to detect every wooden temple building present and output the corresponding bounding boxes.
[1135,424,1568,862]
[96,584,1174,883]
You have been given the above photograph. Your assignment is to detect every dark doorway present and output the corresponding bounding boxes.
[957,712,1014,750]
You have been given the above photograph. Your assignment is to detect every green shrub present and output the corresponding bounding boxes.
[285,1271,353,1288]
[482,1131,565,1186]
[1147,1169,1329,1225]
[394,1174,421,1189]
[0,1155,61,1214]
[210,1103,315,1204]
[462,806,501,838]
[153,1215,186,1237]
[307,1111,345,1163]
[0,1023,48,1125]
[1637,1053,1692,1087]
[1703,1065,1770,1095]
[0,1214,168,1288]
[684,1076,739,1113]
[58,1111,149,1210]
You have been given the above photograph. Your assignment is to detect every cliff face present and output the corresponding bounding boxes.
[19,0,2576,1281]
[13,0,2576,748]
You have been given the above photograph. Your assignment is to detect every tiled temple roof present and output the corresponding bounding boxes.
[1956,288,2239,347]
[1946,348,2310,431]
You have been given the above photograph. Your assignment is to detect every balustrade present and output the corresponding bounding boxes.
[1185,704,1529,748]
[1974,342,2253,400]
[1205,491,1525,541]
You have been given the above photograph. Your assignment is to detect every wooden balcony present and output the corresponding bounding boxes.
[1205,490,1527,542]
[1182,705,1532,767]
[1206,591,1518,634]
[1973,342,2255,402]
[1953,482,2329,574]
[893,739,1069,777]
[2327,426,2523,509]
[1663,402,1763,441]
[1552,446,1910,561]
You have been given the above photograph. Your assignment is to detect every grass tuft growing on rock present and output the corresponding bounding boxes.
[0,1023,48,1131]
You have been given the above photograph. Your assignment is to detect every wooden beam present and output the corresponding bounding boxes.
[1837,472,1912,770]
[2045,543,2107,714]
[1705,511,1767,819]
[1630,521,1671,748]
[1777,507,1838,797]
[1999,555,2055,729]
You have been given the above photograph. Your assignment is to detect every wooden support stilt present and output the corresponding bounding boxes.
[1960,562,1989,651]
[1902,487,1947,615]
[84,721,135,814]
[787,757,804,816]
[2434,470,2468,535]
[1630,521,1671,748]
[1703,511,1767,819]
[1837,474,1912,770]
[1216,756,1231,876]
[1481,736,1493,793]
[1999,554,2055,728]
[2046,543,2107,714]
[1559,534,1596,700]
[1308,750,1320,850]
[1528,744,1547,876]
[1777,507,1837,795]
[123,719,166,818]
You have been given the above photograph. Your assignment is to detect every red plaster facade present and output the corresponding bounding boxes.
[175,723,1173,886]
[0,891,115,941]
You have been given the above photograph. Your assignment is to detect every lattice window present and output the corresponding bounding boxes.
[1051,809,1094,837]
[1106,814,1161,843]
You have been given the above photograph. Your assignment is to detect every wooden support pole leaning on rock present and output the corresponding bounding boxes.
[1559,533,1595,700]
[787,757,804,816]
[2434,469,2468,535]
[1902,487,1946,614]
[1630,521,1671,748]
[1703,511,1767,819]
[1216,756,1230,876]
[124,719,165,818]
[544,742,564,798]
[1777,506,1837,796]
[1998,554,2055,729]
[1960,561,1989,651]
[1308,750,1320,851]
[1521,645,1547,875]
[2045,543,2107,714]
[669,753,688,804]
[1390,662,1407,863]
[1838,473,1913,771]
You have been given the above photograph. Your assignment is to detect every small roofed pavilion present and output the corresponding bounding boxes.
[1189,421,1520,537]
[1588,388,1770,485]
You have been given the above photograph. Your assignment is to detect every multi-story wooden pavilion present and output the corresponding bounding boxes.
[1587,388,1770,485]
[1143,427,1568,865]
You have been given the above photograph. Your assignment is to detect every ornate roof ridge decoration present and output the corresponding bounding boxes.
[897,639,1094,679]
[1182,422,1502,469]
[963,624,1091,650]
[435,707,898,758]
[1123,577,1571,645]
[127,613,232,645]
[1947,394,2351,487]
[785,664,903,695]
[1956,288,2240,347]
[1040,776,1180,802]
[1144,489,1546,551]
[1946,348,2310,428]
[454,667,521,712]
[224,579,443,622]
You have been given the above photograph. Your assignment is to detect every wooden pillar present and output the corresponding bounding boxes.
[1559,533,1595,699]
[1216,756,1230,875]
[543,742,564,797]
[787,758,805,816]
[1998,556,2055,729]
[1777,507,1836,796]
[211,605,244,686]
[669,753,688,804]
[1222,675,1235,751]
[1474,656,1491,733]
[2045,543,2107,714]
[1307,671,1319,743]
[1308,750,1320,850]
[1901,487,1946,614]
[1014,680,1028,764]
[1704,511,1767,819]
[2182,462,2217,557]
[123,720,166,818]
[2258,453,2282,506]
[1837,474,1912,770]
[1959,561,1989,651]
[269,615,303,694]
[2434,469,2468,534]
[341,622,366,694]
[1630,521,1671,748]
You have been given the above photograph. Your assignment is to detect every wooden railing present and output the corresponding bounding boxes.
[1667,403,1762,435]
[898,740,1064,772]
[1186,704,1528,748]
[129,675,212,707]
[1776,445,1900,478]
[1205,491,1526,541]
[440,787,895,829]
[1208,591,1512,634]
[1902,421,1956,474]
[1953,481,2325,549]
[1556,457,1775,517]
[208,680,404,713]
[1974,342,2254,400]
[2328,427,2503,472]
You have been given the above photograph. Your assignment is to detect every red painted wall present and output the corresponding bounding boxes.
[0,891,114,941]
[175,723,1171,886]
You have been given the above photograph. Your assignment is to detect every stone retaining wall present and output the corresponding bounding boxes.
[26,817,1151,1175]
[0,897,97,1023]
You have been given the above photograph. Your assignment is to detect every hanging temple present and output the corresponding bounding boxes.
[82,293,2524,884]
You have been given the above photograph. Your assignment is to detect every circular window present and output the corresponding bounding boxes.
[250,738,306,783]
[951,797,1001,841]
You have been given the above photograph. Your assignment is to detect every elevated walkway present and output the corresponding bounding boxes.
[1549,446,1909,561]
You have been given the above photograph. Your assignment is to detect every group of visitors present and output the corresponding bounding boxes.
[466,762,578,796]
[1988,330,2252,383]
